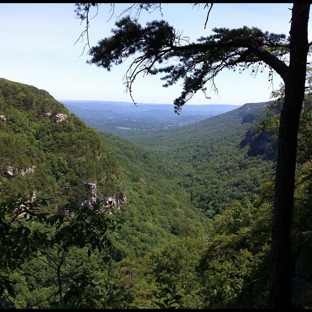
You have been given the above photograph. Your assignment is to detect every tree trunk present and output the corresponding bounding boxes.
[268,3,310,309]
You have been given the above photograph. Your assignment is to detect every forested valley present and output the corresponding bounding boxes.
[1,77,312,308]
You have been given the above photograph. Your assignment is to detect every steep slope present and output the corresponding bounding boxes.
[0,78,124,210]
[99,132,211,257]
[0,77,211,254]
[0,79,212,309]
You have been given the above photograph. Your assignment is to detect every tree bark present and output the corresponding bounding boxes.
[268,3,310,309]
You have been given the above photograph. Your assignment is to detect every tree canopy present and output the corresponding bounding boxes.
[79,4,290,113]
[74,3,311,309]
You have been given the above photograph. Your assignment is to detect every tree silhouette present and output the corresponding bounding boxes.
[74,3,311,308]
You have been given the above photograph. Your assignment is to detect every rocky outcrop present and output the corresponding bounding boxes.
[0,114,6,121]
[53,113,68,123]
[104,193,128,214]
[3,165,36,179]
[82,182,128,214]
[43,112,68,123]
[83,182,97,208]
[43,112,52,117]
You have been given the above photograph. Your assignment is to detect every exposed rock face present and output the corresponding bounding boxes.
[3,165,36,179]
[53,113,68,123]
[83,182,128,213]
[8,177,127,217]
[43,112,52,117]
[83,182,97,208]
[104,193,128,214]
[20,166,36,175]
[43,112,68,123]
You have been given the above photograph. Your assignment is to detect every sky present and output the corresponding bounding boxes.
[0,3,309,106]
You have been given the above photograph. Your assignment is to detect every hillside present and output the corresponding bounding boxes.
[99,132,211,255]
[0,78,124,209]
[2,78,312,309]
[125,102,276,216]
[78,101,275,216]
[0,78,213,308]
[0,76,211,253]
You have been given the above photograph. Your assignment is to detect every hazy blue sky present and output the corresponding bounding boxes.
[0,3,308,106]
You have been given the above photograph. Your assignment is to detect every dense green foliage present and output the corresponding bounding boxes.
[76,3,311,307]
[1,78,312,308]
[0,79,210,308]
[118,102,275,216]
[0,78,123,208]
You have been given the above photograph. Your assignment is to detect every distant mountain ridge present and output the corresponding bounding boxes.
[59,99,240,113]
[60,100,241,137]
[109,101,275,215]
